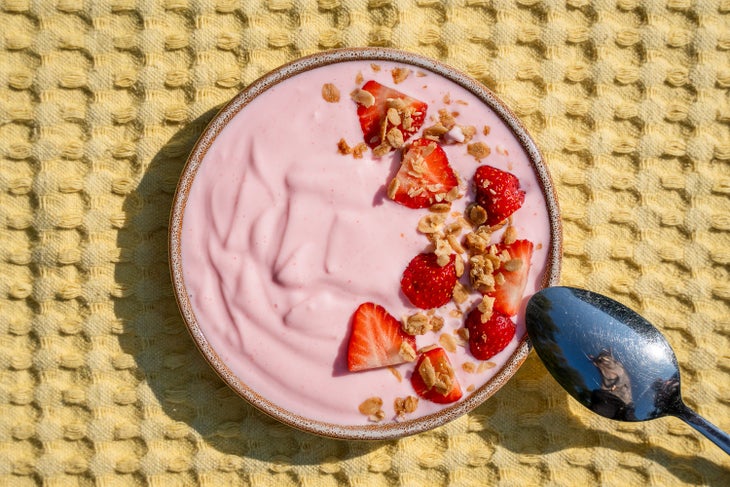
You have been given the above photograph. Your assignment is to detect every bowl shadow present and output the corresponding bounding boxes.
[114,108,395,466]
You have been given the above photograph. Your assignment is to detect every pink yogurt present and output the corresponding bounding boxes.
[180,60,553,426]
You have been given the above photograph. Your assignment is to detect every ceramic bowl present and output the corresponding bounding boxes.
[170,48,562,440]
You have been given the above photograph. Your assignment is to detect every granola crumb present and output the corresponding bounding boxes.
[444,186,460,202]
[454,256,465,277]
[418,356,437,388]
[462,362,476,373]
[483,125,491,135]
[430,315,444,332]
[388,366,403,382]
[391,67,410,84]
[460,125,477,143]
[383,107,399,126]
[416,71,427,77]
[370,63,381,72]
[456,327,469,341]
[423,123,449,138]
[355,71,363,84]
[439,333,457,353]
[449,309,463,318]
[352,142,368,159]
[403,312,431,336]
[434,237,454,267]
[494,271,506,286]
[417,213,446,234]
[337,138,352,155]
[394,395,419,417]
[386,127,405,148]
[447,233,465,254]
[358,396,384,417]
[372,142,391,157]
[452,281,469,304]
[351,88,375,107]
[430,202,451,213]
[467,384,476,392]
[438,108,456,130]
[488,219,508,232]
[387,178,400,200]
[443,93,451,104]
[399,341,417,362]
[418,344,438,354]
[321,83,340,103]
[467,141,491,161]
[503,257,523,272]
[477,296,495,323]
[477,361,497,373]
[466,203,488,226]
[444,220,463,237]
[503,225,518,245]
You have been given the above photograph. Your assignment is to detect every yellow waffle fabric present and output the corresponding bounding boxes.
[1,0,728,485]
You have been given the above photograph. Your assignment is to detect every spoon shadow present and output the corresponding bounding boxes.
[473,355,730,485]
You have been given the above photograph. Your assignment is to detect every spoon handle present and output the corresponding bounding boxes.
[674,404,730,455]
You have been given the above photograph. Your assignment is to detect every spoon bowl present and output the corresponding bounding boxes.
[526,286,729,454]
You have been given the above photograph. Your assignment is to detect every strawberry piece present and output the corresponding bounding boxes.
[465,308,516,360]
[355,80,427,149]
[410,347,463,404]
[347,302,417,372]
[487,239,534,316]
[389,138,459,209]
[400,253,457,309]
[473,165,525,226]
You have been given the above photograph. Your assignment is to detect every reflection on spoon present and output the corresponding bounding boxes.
[526,286,730,455]
[588,349,636,421]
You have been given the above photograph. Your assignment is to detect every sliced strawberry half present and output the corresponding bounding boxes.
[347,302,417,372]
[389,138,459,209]
[465,308,516,360]
[486,239,534,316]
[355,80,427,149]
[400,252,457,309]
[410,347,463,404]
[473,165,525,226]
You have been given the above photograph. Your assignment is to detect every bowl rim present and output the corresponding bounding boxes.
[169,47,563,440]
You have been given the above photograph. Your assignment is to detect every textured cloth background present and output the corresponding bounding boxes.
[0,0,729,485]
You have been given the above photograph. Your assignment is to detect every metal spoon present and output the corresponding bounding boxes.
[525,286,730,454]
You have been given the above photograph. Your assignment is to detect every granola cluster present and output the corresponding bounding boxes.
[401,194,522,353]
[356,90,423,156]
[417,349,454,395]
[358,397,385,422]
[386,140,461,204]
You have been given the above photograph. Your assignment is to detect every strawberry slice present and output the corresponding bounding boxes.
[486,239,534,316]
[347,302,417,372]
[388,138,459,209]
[400,253,457,309]
[410,347,462,404]
[473,165,525,226]
[355,80,427,150]
[465,308,516,360]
